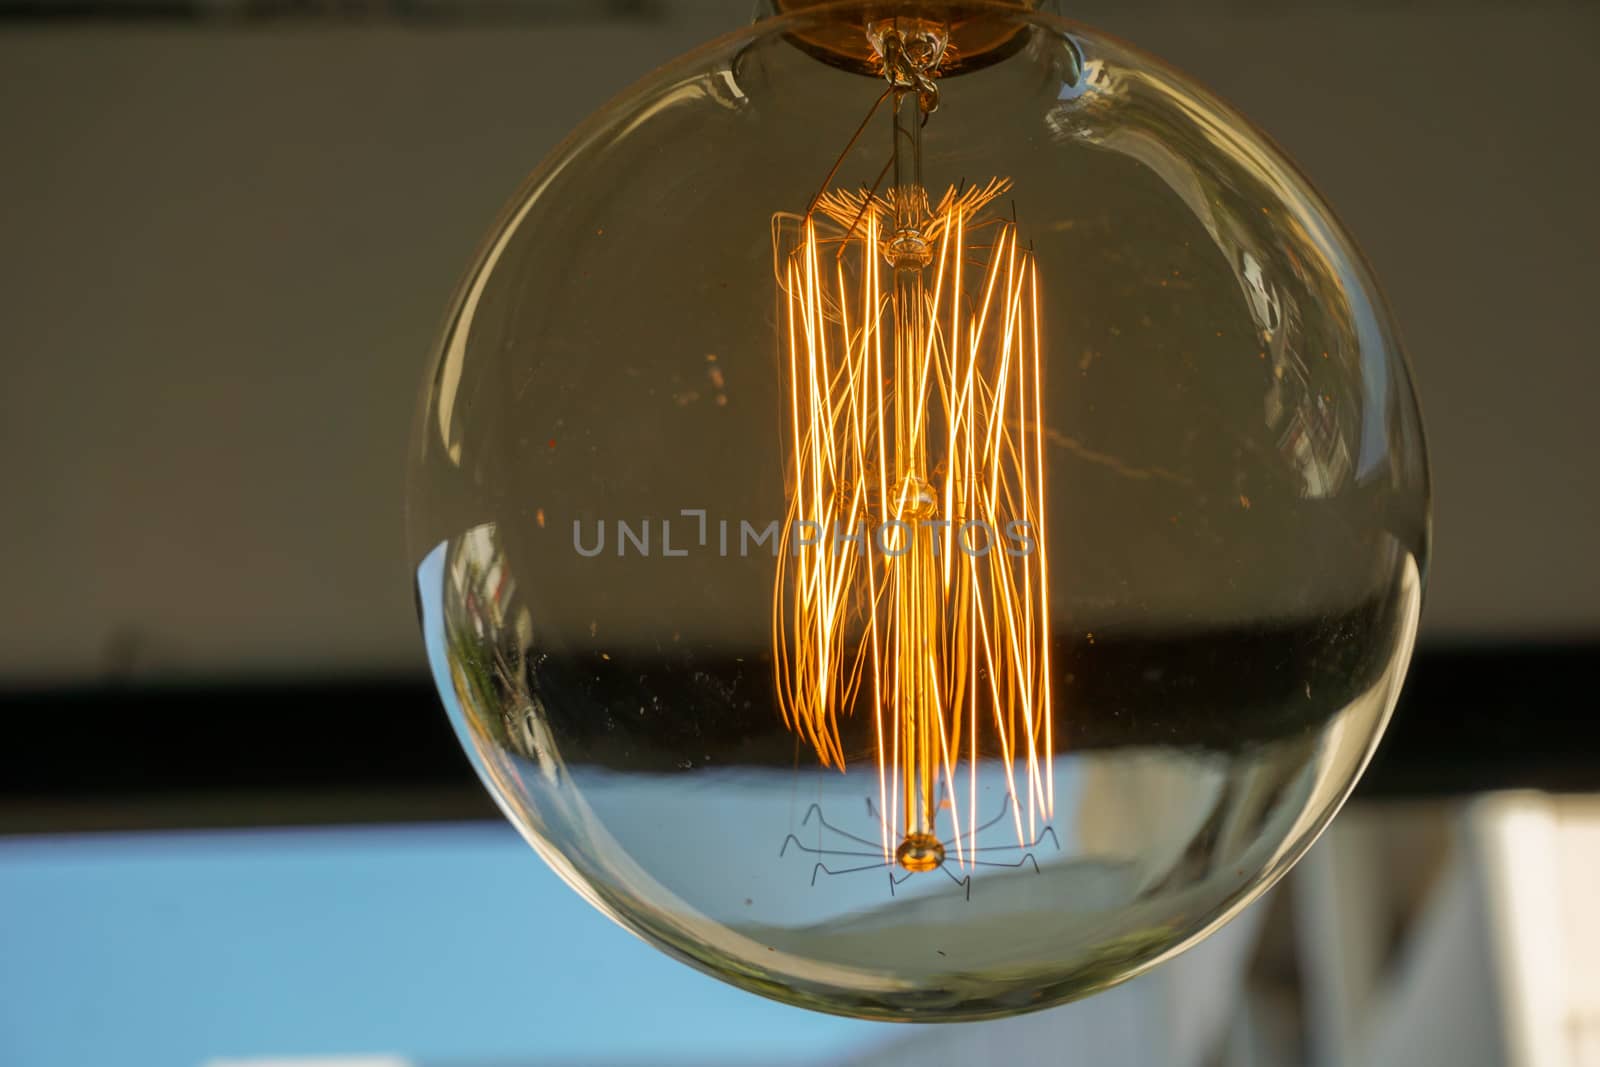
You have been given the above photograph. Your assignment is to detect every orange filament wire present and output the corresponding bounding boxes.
[772,179,1054,868]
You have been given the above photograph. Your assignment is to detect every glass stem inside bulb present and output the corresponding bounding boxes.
[890,83,924,237]
[887,83,938,861]
[882,29,954,870]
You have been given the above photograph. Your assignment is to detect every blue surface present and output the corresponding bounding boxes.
[0,822,892,1067]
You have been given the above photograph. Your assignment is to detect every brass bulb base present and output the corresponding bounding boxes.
[769,1,1045,78]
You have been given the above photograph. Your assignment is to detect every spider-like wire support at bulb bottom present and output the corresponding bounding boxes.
[779,793,1061,901]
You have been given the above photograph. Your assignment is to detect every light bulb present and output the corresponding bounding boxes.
[408,1,1429,1021]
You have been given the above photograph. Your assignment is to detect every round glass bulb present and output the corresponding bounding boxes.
[408,1,1429,1022]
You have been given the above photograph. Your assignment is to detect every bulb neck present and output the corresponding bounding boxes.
[762,1,1050,78]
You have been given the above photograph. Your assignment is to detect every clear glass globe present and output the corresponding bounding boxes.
[408,1,1428,1021]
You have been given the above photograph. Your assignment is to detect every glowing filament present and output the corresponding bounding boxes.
[773,178,1054,870]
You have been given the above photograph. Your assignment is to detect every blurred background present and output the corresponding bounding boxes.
[1,1,1597,1064]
